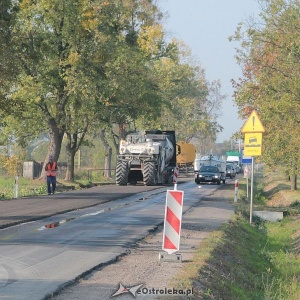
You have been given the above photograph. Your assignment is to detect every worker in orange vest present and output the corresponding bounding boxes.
[45,155,58,195]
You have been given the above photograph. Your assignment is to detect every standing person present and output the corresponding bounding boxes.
[45,155,58,195]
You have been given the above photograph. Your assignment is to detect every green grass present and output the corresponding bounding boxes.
[168,168,300,300]
[170,215,300,300]
[0,177,48,199]
[0,177,85,200]
[0,173,115,200]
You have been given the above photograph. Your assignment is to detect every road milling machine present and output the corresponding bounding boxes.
[116,130,179,186]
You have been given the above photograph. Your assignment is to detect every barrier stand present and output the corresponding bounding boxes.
[173,166,179,191]
[234,179,239,202]
[159,252,182,262]
[159,187,184,263]
[14,176,19,199]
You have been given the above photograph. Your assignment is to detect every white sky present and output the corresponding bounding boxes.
[159,0,261,142]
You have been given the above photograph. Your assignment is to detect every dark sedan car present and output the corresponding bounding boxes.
[226,164,236,178]
[195,165,225,185]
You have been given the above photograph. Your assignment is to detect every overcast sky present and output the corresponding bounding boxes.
[158,0,261,142]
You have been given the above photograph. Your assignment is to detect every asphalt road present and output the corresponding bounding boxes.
[0,183,169,229]
[2,177,221,299]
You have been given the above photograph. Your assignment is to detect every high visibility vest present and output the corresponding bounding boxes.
[45,162,57,177]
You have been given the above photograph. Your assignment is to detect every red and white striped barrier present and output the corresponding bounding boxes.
[162,189,184,254]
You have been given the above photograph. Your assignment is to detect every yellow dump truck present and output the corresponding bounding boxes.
[177,141,196,168]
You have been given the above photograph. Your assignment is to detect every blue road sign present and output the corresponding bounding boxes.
[242,157,253,164]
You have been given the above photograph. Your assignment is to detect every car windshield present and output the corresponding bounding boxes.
[200,166,219,173]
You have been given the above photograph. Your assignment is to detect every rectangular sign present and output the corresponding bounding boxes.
[226,151,240,157]
[244,132,262,156]
[242,150,253,164]
[242,157,253,164]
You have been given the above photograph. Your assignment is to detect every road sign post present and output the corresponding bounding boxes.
[250,158,254,224]
[241,110,265,224]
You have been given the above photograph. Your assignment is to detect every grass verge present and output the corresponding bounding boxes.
[0,176,115,200]
[167,169,300,300]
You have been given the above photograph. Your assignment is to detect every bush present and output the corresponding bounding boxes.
[0,154,23,176]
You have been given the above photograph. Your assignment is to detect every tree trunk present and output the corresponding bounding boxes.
[104,148,112,178]
[99,129,112,178]
[65,148,76,181]
[285,170,290,181]
[112,123,129,156]
[40,119,65,179]
[112,128,120,157]
[65,132,77,181]
[291,174,297,190]
[118,123,127,139]
[64,126,88,181]
[290,165,297,190]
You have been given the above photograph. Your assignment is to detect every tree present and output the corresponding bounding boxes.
[1,0,165,181]
[231,0,300,190]
[1,0,225,180]
[0,0,18,95]
[140,39,224,150]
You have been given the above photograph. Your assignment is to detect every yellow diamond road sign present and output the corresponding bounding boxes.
[241,110,265,133]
